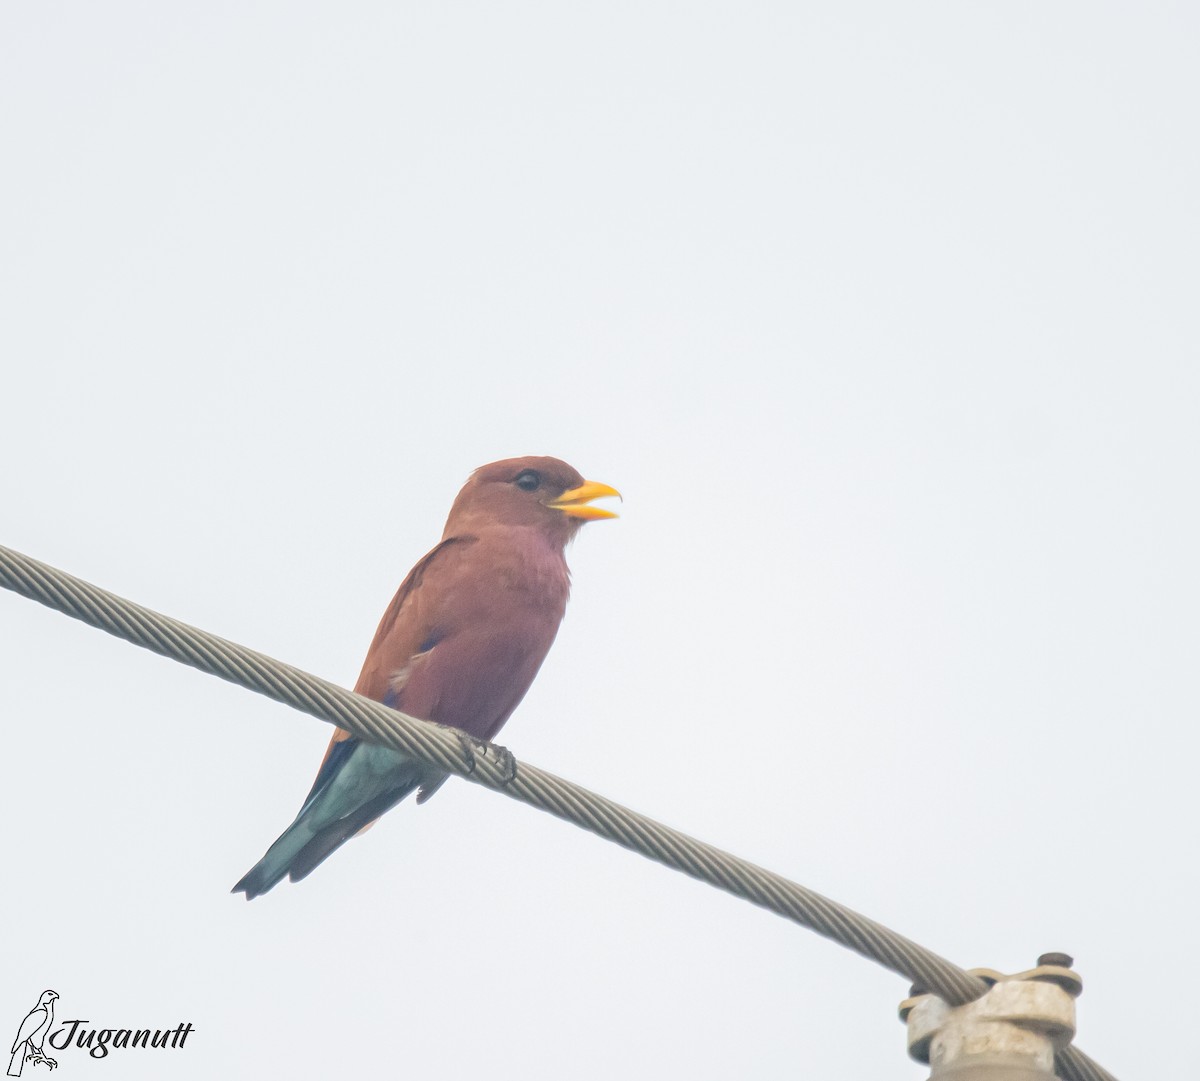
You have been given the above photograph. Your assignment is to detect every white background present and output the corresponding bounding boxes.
[2,4,1196,1079]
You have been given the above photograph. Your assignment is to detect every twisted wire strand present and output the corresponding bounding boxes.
[0,544,1113,1081]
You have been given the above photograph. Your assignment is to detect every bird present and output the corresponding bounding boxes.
[232,456,619,899]
[8,990,57,1077]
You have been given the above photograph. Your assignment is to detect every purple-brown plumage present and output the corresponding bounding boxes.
[232,456,618,899]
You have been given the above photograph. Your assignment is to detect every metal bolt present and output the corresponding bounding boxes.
[1037,952,1074,968]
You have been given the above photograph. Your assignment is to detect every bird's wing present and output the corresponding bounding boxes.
[12,1007,46,1051]
[353,536,476,703]
[372,530,568,741]
[303,537,470,804]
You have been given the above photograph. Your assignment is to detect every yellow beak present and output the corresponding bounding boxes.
[550,480,622,521]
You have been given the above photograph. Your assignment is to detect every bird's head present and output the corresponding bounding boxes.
[38,991,59,1007]
[447,456,620,544]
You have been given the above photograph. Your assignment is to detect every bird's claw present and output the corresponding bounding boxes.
[455,732,481,774]
[491,743,518,785]
[453,733,517,785]
[28,1052,57,1070]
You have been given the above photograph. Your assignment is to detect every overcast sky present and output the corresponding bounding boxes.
[2,4,1196,1079]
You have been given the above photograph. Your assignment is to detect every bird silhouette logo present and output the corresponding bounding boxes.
[7,992,58,1076]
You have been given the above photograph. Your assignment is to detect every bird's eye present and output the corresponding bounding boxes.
[514,470,541,492]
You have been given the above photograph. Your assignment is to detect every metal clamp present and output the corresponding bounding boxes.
[899,954,1083,1080]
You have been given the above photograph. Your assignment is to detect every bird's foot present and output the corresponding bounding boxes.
[490,743,518,785]
[455,732,482,774]
[28,1052,57,1070]
[453,734,517,785]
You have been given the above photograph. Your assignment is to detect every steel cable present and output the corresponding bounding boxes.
[0,544,1114,1081]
